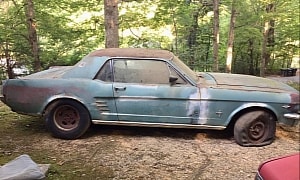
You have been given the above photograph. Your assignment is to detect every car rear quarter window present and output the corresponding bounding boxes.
[95,60,113,82]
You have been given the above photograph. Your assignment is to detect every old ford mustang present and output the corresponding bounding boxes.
[1,48,299,146]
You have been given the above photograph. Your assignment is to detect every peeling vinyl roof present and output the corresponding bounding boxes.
[88,48,174,60]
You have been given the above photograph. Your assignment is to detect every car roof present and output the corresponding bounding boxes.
[88,48,174,60]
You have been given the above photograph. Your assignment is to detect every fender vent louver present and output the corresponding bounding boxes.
[95,100,110,112]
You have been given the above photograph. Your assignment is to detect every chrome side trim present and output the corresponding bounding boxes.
[110,96,200,101]
[101,112,189,119]
[284,113,300,120]
[91,120,226,130]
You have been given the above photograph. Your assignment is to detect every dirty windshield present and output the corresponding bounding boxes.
[172,56,198,83]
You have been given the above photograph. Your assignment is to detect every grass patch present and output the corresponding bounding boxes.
[0,102,115,179]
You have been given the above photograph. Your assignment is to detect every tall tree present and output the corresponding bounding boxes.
[104,0,119,48]
[24,0,41,72]
[260,3,275,77]
[186,2,201,66]
[3,41,15,79]
[212,0,219,72]
[225,0,237,73]
[1,0,299,79]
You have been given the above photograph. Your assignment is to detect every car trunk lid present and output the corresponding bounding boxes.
[22,66,73,79]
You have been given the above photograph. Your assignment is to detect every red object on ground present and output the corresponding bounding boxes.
[256,153,300,180]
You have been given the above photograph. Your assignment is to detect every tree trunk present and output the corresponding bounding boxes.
[260,3,275,77]
[186,6,200,67]
[171,7,178,54]
[104,0,119,48]
[212,0,219,72]
[248,39,254,75]
[205,36,211,71]
[260,21,268,77]
[25,0,41,72]
[4,42,15,79]
[226,3,236,73]
[266,4,275,48]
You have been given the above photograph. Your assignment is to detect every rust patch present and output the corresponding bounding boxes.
[6,85,56,104]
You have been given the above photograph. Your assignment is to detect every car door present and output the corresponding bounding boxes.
[112,58,199,124]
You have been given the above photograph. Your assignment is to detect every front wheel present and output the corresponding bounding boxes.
[234,110,276,147]
[45,100,91,139]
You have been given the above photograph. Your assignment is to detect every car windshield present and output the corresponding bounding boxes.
[172,56,198,83]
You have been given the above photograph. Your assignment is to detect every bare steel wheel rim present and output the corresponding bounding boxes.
[54,105,80,131]
[248,121,265,141]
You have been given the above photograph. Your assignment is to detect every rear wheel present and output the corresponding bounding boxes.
[234,110,276,147]
[45,100,91,139]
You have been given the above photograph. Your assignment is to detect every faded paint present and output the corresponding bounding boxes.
[199,87,211,124]
[186,87,211,125]
[1,48,299,132]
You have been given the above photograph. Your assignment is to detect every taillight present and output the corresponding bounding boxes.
[290,93,300,104]
[289,93,300,113]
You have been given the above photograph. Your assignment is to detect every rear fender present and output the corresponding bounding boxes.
[42,94,87,117]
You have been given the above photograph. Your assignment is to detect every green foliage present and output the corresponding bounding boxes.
[0,0,105,76]
[230,0,299,75]
[287,82,300,91]
[0,0,299,78]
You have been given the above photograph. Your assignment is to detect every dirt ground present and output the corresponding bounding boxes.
[47,75,300,179]
[1,116,299,180]
[32,124,299,180]
[267,74,300,83]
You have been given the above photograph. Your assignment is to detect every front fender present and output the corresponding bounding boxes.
[225,103,278,126]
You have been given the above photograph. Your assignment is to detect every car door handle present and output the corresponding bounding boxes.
[114,86,126,91]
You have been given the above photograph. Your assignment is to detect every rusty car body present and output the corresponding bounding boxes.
[1,48,299,146]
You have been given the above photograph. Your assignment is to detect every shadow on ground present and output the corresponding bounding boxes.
[83,124,233,141]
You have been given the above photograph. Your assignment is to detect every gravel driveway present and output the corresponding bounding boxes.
[93,128,298,180]
[48,74,300,179]
[33,125,299,180]
[267,74,300,83]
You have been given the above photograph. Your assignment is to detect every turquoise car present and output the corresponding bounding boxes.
[1,48,299,146]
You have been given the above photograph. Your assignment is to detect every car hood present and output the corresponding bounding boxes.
[200,72,297,92]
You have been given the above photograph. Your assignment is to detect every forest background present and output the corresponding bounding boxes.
[0,0,299,80]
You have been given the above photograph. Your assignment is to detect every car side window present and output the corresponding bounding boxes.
[113,59,170,84]
[95,60,112,82]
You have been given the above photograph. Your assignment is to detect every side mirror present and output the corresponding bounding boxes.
[169,76,178,85]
